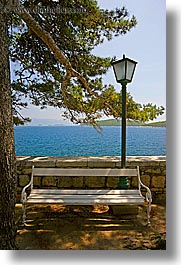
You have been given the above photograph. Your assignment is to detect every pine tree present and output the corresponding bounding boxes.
[0,0,17,249]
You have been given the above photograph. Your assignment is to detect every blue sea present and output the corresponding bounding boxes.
[14,126,166,157]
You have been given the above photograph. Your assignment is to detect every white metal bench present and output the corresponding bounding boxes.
[21,166,152,225]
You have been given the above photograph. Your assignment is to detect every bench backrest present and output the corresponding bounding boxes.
[32,167,138,177]
[29,166,140,190]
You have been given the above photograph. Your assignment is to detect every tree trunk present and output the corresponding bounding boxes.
[0,1,17,249]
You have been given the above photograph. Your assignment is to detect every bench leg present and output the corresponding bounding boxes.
[22,202,26,225]
[146,203,151,227]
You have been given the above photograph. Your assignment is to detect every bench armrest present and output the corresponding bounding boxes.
[21,165,34,203]
[137,166,152,203]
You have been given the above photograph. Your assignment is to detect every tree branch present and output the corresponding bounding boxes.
[16,2,72,71]
[15,1,117,117]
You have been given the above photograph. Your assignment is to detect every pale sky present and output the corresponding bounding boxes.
[12,0,166,122]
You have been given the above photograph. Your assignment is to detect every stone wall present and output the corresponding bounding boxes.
[16,156,166,204]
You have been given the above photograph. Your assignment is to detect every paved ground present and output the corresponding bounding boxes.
[15,203,166,250]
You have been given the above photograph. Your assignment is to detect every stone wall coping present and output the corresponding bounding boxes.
[17,156,166,162]
[16,156,166,164]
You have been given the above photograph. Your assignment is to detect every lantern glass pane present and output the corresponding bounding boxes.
[113,60,125,81]
[126,60,136,81]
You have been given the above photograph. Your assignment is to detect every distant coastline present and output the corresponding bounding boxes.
[19,118,166,127]
[89,119,166,128]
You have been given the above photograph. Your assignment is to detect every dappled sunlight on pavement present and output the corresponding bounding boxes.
[15,203,166,250]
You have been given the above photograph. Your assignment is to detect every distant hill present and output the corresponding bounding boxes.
[96,119,145,126]
[90,119,166,127]
[144,121,166,127]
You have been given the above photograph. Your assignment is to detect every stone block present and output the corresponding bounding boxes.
[58,176,72,188]
[151,168,162,174]
[84,176,106,188]
[151,176,165,188]
[162,169,166,175]
[126,161,141,167]
[71,176,83,188]
[55,157,88,168]
[88,161,113,168]
[106,176,119,188]
[42,176,57,187]
[159,161,166,166]
[139,169,146,175]
[21,160,33,167]
[155,193,166,204]
[144,168,152,174]
[33,161,56,167]
[150,187,162,193]
[140,175,151,187]
[19,175,30,187]
[131,176,138,188]
[88,157,115,168]
[33,176,41,187]
[115,161,121,168]
[127,176,131,187]
[21,168,32,175]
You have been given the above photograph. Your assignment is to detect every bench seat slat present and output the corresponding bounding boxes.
[30,189,140,195]
[27,197,144,205]
[27,189,144,205]
[32,168,137,177]
[28,195,143,200]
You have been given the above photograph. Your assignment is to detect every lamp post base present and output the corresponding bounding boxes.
[111,205,139,217]
[117,176,129,189]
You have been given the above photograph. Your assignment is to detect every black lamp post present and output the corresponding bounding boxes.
[112,54,137,189]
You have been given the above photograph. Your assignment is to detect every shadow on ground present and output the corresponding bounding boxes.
[15,204,166,250]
